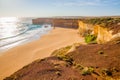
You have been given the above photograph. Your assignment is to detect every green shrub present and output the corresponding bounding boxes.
[51,45,72,56]
[57,55,73,65]
[73,63,84,70]
[81,67,94,76]
[85,34,97,44]
[101,69,112,76]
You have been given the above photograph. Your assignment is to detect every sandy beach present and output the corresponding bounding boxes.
[0,27,84,80]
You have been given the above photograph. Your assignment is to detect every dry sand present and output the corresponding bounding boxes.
[0,27,84,80]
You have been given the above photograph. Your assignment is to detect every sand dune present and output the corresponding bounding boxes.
[0,27,84,80]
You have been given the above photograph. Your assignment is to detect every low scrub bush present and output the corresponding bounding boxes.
[85,34,97,44]
[51,45,72,56]
[81,67,94,76]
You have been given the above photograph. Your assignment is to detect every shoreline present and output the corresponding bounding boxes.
[0,27,84,80]
[0,25,53,54]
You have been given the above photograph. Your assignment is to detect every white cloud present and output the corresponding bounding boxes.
[53,0,120,7]
[64,1,100,6]
[53,0,101,7]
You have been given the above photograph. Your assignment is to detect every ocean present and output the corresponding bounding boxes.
[0,17,53,53]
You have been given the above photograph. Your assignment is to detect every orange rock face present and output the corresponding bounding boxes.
[94,25,112,44]
[32,18,79,28]
[78,21,118,44]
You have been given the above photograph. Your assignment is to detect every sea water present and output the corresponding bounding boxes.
[0,17,53,53]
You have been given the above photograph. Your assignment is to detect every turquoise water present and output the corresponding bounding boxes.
[0,17,52,53]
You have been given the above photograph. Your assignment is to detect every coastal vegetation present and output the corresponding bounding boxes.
[51,45,72,56]
[85,34,97,44]
[82,17,120,27]
[78,17,120,44]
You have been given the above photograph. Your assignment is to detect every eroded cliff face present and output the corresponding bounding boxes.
[32,18,78,29]
[78,21,93,36]
[93,25,113,44]
[78,21,119,44]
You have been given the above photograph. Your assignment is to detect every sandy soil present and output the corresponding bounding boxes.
[0,27,84,80]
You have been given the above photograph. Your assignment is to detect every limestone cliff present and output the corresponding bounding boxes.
[93,25,113,44]
[78,20,120,44]
[32,18,78,29]
[78,21,93,36]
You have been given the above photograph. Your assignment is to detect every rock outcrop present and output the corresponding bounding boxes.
[32,18,53,24]
[32,18,79,29]
[78,21,93,36]
[93,25,113,44]
[78,20,120,44]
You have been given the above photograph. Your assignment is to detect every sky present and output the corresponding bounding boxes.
[0,0,120,17]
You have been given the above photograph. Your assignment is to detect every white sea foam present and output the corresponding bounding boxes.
[0,17,53,53]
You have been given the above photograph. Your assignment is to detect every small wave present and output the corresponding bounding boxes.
[0,37,29,47]
[0,25,29,40]
[0,24,53,52]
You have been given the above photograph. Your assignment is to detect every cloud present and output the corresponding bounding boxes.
[63,1,100,6]
[53,0,120,7]
[53,0,100,7]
